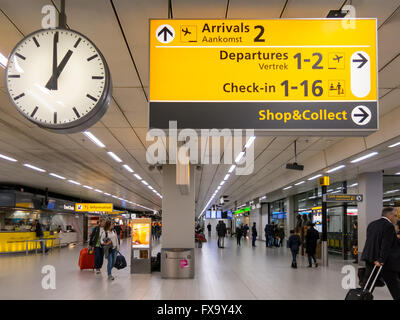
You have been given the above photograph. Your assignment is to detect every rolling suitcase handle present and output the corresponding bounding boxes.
[364,265,383,293]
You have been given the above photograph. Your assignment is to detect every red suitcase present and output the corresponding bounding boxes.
[78,248,95,270]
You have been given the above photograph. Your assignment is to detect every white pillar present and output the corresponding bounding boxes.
[357,171,383,255]
[285,196,295,238]
[162,164,195,249]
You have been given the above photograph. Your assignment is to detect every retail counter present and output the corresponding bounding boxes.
[0,231,58,253]
[58,231,78,246]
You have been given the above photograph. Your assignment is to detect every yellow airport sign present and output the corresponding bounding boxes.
[75,203,113,213]
[319,176,330,187]
[150,19,377,133]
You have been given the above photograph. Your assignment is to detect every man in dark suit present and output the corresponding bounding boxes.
[361,207,400,300]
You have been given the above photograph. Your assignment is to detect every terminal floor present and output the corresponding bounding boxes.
[0,235,392,300]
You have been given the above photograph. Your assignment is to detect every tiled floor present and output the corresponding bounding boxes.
[0,235,392,300]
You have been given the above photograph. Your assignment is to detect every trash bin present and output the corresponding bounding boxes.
[161,248,194,279]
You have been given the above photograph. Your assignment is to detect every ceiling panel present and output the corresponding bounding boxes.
[228,0,285,18]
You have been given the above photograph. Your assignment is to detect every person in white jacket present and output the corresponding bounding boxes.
[101,220,120,280]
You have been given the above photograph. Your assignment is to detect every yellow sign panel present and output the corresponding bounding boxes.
[150,19,377,132]
[75,203,113,212]
[319,176,330,187]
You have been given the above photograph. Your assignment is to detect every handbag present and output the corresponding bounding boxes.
[114,251,127,270]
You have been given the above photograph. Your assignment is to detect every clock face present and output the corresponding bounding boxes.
[5,28,111,133]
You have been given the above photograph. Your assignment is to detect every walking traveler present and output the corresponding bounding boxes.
[251,222,258,247]
[31,220,48,253]
[361,207,400,300]
[287,230,302,268]
[277,225,285,247]
[207,222,212,236]
[216,220,227,248]
[236,224,243,246]
[89,217,106,274]
[305,222,319,268]
[265,223,274,247]
[101,220,120,280]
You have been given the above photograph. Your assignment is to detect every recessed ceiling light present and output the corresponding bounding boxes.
[94,189,102,193]
[24,163,46,173]
[326,165,346,173]
[141,180,149,186]
[396,172,400,175]
[228,165,236,173]
[68,180,81,185]
[224,174,230,181]
[134,174,142,180]
[350,152,378,163]
[308,174,322,181]
[295,181,305,186]
[148,185,154,190]
[388,142,400,148]
[123,164,134,173]
[220,181,225,186]
[104,192,111,196]
[0,154,17,162]
[49,173,66,180]
[349,183,358,187]
[283,186,292,190]
[83,131,105,148]
[235,151,245,163]
[245,136,256,149]
[107,151,122,163]
[83,185,93,190]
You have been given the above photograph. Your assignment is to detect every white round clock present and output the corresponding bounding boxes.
[5,28,112,133]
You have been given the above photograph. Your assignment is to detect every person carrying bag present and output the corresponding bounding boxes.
[101,220,120,280]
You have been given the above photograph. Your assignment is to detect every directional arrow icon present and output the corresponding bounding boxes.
[352,53,368,68]
[354,107,369,123]
[351,105,372,126]
[156,24,175,43]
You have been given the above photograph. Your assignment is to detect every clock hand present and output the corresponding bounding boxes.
[45,50,73,90]
[47,32,58,90]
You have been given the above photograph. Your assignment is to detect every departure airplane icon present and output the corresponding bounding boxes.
[333,55,343,63]
[182,27,191,36]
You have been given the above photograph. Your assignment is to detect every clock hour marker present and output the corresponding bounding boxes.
[33,37,40,47]
[54,112,57,124]
[86,94,97,102]
[31,106,38,117]
[8,75,20,78]
[92,76,104,79]
[87,54,98,61]
[14,93,25,100]
[74,37,82,48]
[15,53,26,60]
[73,107,80,118]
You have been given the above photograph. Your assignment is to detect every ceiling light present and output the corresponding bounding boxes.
[134,174,142,180]
[295,181,305,186]
[94,189,102,193]
[24,164,46,173]
[224,174,230,181]
[349,183,358,187]
[112,195,118,198]
[228,165,236,173]
[396,172,400,175]
[245,136,256,149]
[0,154,17,162]
[83,131,105,148]
[152,189,157,193]
[123,164,134,173]
[327,189,333,192]
[0,53,7,68]
[383,199,392,202]
[83,185,93,190]
[283,186,292,190]
[107,151,122,163]
[49,173,66,180]
[141,180,149,186]
[388,142,400,148]
[220,181,225,186]
[235,151,245,163]
[217,186,221,190]
[326,165,346,173]
[68,180,81,185]
[148,185,154,190]
[260,196,267,200]
[104,192,111,196]
[385,189,400,194]
[308,174,322,181]
[350,152,378,163]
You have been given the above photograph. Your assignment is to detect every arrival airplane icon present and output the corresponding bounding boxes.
[182,27,191,36]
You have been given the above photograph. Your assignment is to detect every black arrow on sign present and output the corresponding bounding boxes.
[354,107,369,123]
[158,26,173,42]
[352,53,368,69]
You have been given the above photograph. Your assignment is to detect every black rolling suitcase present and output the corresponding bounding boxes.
[345,265,383,300]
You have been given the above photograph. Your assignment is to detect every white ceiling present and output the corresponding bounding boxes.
[0,0,399,216]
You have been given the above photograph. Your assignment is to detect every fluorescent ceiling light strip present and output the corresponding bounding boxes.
[152,189,157,193]
[349,183,358,187]
[224,174,230,181]
[107,151,122,163]
[0,53,7,68]
[220,181,225,186]
[83,131,105,148]
[104,192,111,196]
[295,181,305,186]
[383,199,392,202]
[83,185,93,190]
[350,152,378,163]
[283,186,292,190]
[134,174,142,180]
[0,154,17,162]
[112,195,118,198]
[68,180,81,185]
[326,165,346,173]
[235,151,245,163]
[141,180,149,186]
[94,189,102,193]
[228,165,236,173]
[49,173,66,180]
[388,142,400,148]
[244,136,256,149]
[308,174,322,181]
[123,164,134,173]
[24,163,46,173]
[148,185,154,190]
[396,172,400,175]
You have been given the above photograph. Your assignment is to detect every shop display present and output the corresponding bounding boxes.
[131,219,151,248]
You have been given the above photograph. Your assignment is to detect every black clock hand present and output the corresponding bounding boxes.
[47,32,58,90]
[45,50,73,89]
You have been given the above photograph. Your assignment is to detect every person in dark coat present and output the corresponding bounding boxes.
[277,225,285,247]
[236,224,243,246]
[287,229,302,268]
[361,207,400,300]
[207,223,212,235]
[89,217,106,274]
[305,222,319,267]
[251,222,258,247]
[264,223,274,247]
[216,220,227,248]
[352,222,358,263]
[32,219,48,253]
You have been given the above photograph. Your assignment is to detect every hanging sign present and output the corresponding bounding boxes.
[149,19,377,134]
[75,203,113,212]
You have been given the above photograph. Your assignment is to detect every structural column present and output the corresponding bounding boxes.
[285,196,295,239]
[357,172,383,257]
